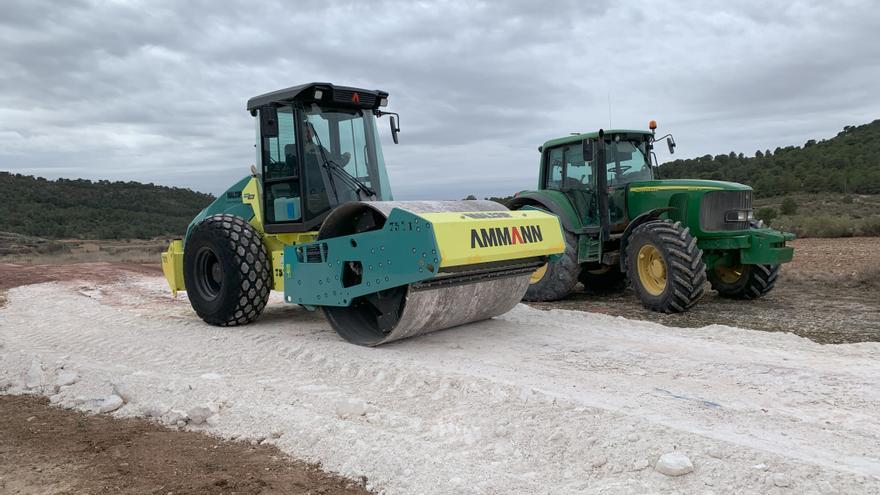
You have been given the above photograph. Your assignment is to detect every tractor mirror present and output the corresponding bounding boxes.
[667,136,676,154]
[390,115,400,144]
[260,105,279,138]
[582,140,593,160]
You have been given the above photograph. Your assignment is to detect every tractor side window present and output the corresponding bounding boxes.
[563,145,592,189]
[546,147,564,189]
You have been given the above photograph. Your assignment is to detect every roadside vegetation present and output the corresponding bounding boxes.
[0,172,213,239]
[754,193,880,238]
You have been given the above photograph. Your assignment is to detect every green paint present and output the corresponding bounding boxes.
[284,208,440,307]
[517,130,795,272]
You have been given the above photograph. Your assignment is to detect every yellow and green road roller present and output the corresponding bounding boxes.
[161,82,564,346]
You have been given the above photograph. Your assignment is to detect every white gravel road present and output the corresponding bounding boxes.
[1,274,879,494]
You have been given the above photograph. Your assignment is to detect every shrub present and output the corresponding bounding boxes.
[756,207,778,225]
[780,197,798,215]
[778,215,855,238]
[857,216,880,236]
[841,194,854,204]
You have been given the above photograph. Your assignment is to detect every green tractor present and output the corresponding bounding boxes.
[509,122,795,312]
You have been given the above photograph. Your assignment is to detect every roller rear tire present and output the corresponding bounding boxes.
[183,214,271,326]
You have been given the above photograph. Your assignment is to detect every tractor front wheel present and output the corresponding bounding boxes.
[709,263,779,300]
[523,228,580,301]
[625,220,706,313]
[183,214,271,326]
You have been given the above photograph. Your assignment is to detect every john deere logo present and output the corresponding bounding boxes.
[351,92,361,103]
[471,225,543,248]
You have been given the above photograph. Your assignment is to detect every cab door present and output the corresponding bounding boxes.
[260,105,306,230]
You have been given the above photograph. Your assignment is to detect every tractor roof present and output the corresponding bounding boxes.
[540,129,653,151]
[246,82,389,112]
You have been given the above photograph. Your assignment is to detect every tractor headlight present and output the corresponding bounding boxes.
[725,210,753,222]
[314,89,323,100]
[379,97,388,107]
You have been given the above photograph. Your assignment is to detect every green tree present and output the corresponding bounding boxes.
[756,207,778,226]
[780,197,798,215]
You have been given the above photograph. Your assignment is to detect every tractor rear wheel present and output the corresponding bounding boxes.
[709,263,779,300]
[578,265,627,293]
[625,220,706,313]
[184,214,271,326]
[523,228,580,301]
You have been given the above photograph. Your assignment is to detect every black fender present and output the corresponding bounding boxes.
[508,193,583,234]
[619,207,675,272]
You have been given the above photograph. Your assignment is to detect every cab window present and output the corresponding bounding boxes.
[605,140,651,186]
[546,147,564,189]
[262,105,302,224]
[563,144,592,189]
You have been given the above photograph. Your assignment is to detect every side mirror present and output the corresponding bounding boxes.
[582,140,593,160]
[260,105,278,138]
[390,115,400,144]
[666,136,676,154]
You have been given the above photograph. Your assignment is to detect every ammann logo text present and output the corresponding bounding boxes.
[471,225,543,248]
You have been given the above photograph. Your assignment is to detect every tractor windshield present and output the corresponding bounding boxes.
[303,104,392,210]
[605,138,652,186]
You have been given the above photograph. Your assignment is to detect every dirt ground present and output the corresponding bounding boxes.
[527,237,880,344]
[0,262,370,495]
[0,395,369,495]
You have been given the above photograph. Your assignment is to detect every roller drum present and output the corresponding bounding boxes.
[319,201,532,346]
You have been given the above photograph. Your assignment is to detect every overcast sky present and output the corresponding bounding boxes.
[2,0,878,199]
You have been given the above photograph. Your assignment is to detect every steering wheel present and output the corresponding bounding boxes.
[266,159,288,178]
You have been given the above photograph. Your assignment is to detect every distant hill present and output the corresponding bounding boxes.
[0,172,214,239]
[658,119,880,196]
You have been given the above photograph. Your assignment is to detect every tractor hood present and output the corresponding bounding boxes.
[625,178,755,232]
[626,178,752,193]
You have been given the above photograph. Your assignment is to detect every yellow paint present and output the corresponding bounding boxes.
[160,240,185,296]
[715,264,743,284]
[271,251,285,290]
[629,185,724,193]
[419,210,565,268]
[636,243,666,296]
[529,263,548,284]
[241,177,264,230]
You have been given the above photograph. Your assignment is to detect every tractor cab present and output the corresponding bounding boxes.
[538,129,657,233]
[246,83,399,233]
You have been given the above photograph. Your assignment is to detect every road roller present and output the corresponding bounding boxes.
[161,82,564,345]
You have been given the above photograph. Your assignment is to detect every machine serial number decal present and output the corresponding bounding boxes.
[387,221,414,232]
[471,225,543,248]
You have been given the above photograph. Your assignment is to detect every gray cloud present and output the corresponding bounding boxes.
[1,0,878,200]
